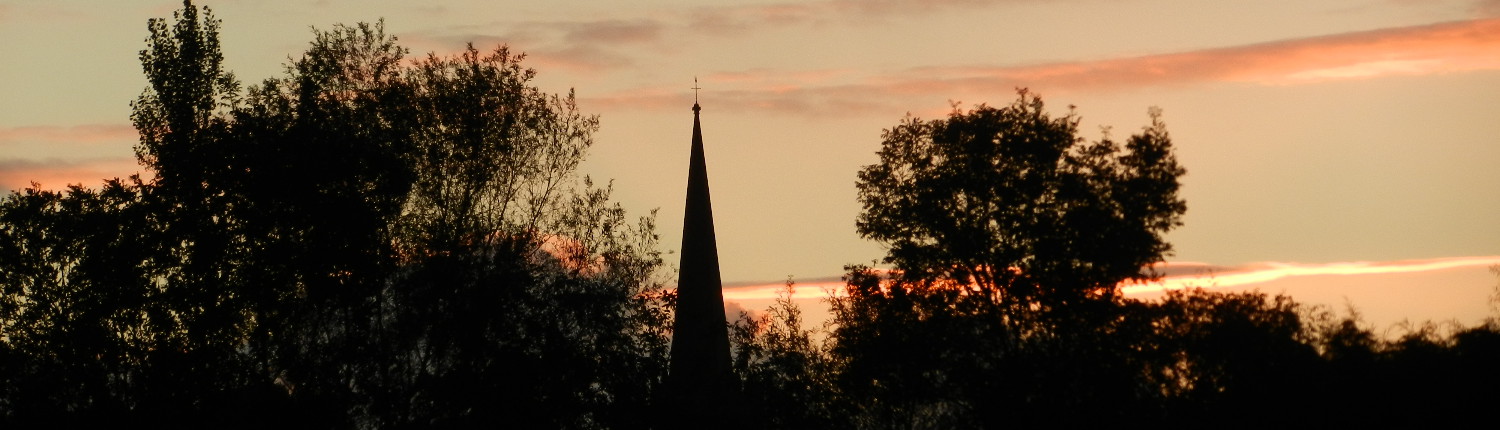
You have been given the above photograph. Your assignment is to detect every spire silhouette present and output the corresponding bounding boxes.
[666,100,737,428]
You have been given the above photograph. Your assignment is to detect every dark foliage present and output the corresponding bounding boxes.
[2,2,1497,428]
[729,282,842,429]
[0,2,669,428]
[731,280,1500,429]
[726,92,1500,428]
[829,92,1188,426]
[854,92,1186,311]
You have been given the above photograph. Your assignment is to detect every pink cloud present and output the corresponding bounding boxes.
[407,0,1024,72]
[1475,0,1500,16]
[582,83,906,116]
[586,18,1500,115]
[402,26,646,72]
[686,0,1030,35]
[0,4,89,23]
[0,124,137,145]
[0,158,149,192]
[559,19,664,46]
[702,68,856,87]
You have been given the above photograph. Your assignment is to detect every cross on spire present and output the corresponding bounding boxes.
[691,77,701,104]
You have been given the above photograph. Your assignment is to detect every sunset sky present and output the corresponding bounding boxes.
[2,0,1498,329]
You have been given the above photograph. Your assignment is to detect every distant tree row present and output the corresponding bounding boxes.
[736,282,1500,428]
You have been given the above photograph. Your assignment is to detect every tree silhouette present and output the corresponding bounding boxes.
[0,2,671,428]
[5,2,1500,427]
[772,91,1500,427]
[730,281,842,429]
[824,90,1188,426]
[854,91,1186,311]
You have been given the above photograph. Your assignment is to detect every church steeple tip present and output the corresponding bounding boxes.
[665,82,736,428]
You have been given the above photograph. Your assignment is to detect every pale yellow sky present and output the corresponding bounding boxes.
[2,1,1498,324]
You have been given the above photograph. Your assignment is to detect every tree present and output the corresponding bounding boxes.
[0,182,165,424]
[729,281,842,429]
[819,87,1500,427]
[0,2,672,427]
[854,90,1186,311]
[828,90,1188,427]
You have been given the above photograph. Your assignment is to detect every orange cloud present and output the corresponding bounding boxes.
[723,277,852,301]
[586,18,1500,115]
[997,17,1500,87]
[0,158,149,192]
[720,256,1500,300]
[1121,256,1500,294]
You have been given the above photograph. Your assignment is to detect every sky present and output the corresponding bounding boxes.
[2,0,1498,329]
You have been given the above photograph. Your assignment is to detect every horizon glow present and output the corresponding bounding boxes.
[722,256,1500,300]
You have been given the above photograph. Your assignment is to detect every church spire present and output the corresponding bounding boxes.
[666,97,736,427]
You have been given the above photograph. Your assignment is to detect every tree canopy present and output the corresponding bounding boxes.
[727,91,1500,428]
[2,2,1498,428]
[0,2,670,428]
[855,91,1186,310]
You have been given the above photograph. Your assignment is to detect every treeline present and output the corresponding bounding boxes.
[1,2,1497,429]
[734,283,1500,428]
[728,94,1500,427]
[1,3,669,428]
[728,96,1500,428]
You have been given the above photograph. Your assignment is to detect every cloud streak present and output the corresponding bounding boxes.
[720,256,1500,300]
[584,18,1500,115]
[682,0,1031,36]
[412,2,1499,85]
[405,0,1025,71]
[0,158,147,192]
[723,277,853,301]
[0,4,89,23]
[0,124,137,145]
[1474,0,1500,16]
[900,17,1500,88]
[1121,256,1500,294]
[407,18,666,71]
